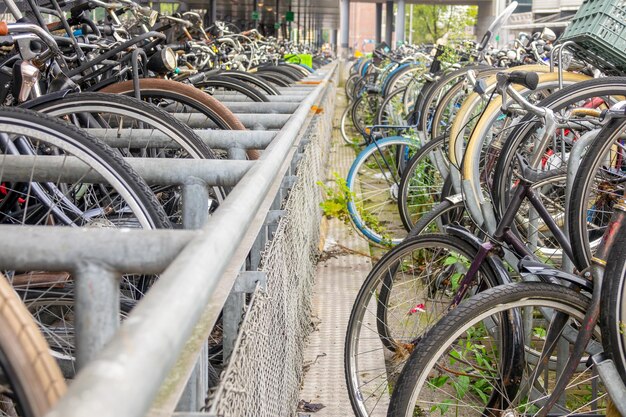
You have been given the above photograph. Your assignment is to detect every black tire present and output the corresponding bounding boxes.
[340,105,365,146]
[345,74,360,100]
[29,92,217,160]
[0,107,170,229]
[600,221,626,382]
[212,70,281,95]
[375,87,409,126]
[398,135,448,231]
[425,66,498,139]
[568,116,626,271]
[409,197,468,235]
[29,92,226,223]
[255,71,292,87]
[345,233,504,417]
[351,92,382,136]
[98,78,258,160]
[258,65,301,82]
[388,282,598,417]
[491,77,626,242]
[199,75,270,102]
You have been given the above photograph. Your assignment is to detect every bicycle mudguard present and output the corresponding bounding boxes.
[518,256,593,292]
[19,89,72,109]
[444,224,512,286]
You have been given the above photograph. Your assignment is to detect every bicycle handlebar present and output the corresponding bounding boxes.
[1,23,62,56]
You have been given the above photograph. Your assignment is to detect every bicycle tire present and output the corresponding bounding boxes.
[257,65,301,82]
[346,136,419,245]
[345,233,503,417]
[0,274,66,417]
[255,71,292,87]
[409,197,469,236]
[98,78,258,160]
[345,74,360,100]
[0,107,170,229]
[351,92,383,137]
[600,221,626,383]
[388,282,599,417]
[29,92,226,221]
[375,87,409,126]
[199,75,270,102]
[568,116,626,271]
[340,105,365,146]
[398,135,449,231]
[29,92,218,160]
[211,70,280,95]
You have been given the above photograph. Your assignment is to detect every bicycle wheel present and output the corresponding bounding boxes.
[341,106,365,146]
[29,92,225,224]
[345,233,503,417]
[375,87,412,126]
[198,75,270,102]
[600,220,626,383]
[346,136,419,245]
[569,116,626,271]
[346,74,360,100]
[97,78,257,159]
[410,197,472,236]
[490,77,626,268]
[388,282,604,417]
[0,273,66,417]
[0,107,169,229]
[352,92,383,137]
[398,135,449,232]
[16,287,134,379]
[208,70,280,95]
[256,71,292,87]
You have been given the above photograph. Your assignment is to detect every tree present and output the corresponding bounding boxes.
[407,5,478,44]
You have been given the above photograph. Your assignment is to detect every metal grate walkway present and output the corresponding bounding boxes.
[298,91,377,416]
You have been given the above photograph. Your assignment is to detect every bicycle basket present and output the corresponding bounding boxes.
[560,0,626,74]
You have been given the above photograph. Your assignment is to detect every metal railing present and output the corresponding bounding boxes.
[0,62,337,417]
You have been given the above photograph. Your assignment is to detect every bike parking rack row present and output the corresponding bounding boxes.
[0,61,338,417]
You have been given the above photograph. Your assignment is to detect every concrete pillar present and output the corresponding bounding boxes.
[209,0,217,23]
[303,4,307,45]
[331,29,338,52]
[253,0,258,30]
[375,3,382,44]
[340,0,350,58]
[296,1,300,42]
[309,6,314,45]
[275,0,280,39]
[385,1,393,46]
[395,0,405,46]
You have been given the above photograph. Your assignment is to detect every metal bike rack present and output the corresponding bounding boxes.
[0,62,338,417]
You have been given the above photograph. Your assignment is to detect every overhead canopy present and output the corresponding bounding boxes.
[181,0,341,29]
[147,0,498,35]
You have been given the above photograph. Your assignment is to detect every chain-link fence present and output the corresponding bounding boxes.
[207,77,336,417]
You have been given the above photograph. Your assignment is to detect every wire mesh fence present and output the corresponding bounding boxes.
[207,79,336,417]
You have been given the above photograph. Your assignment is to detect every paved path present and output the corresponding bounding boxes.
[298,91,380,417]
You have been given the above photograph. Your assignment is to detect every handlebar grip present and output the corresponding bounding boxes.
[187,73,206,84]
[0,22,8,36]
[166,43,190,52]
[507,70,539,90]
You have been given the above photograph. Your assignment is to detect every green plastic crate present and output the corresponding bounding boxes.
[561,0,626,74]
[284,54,313,68]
